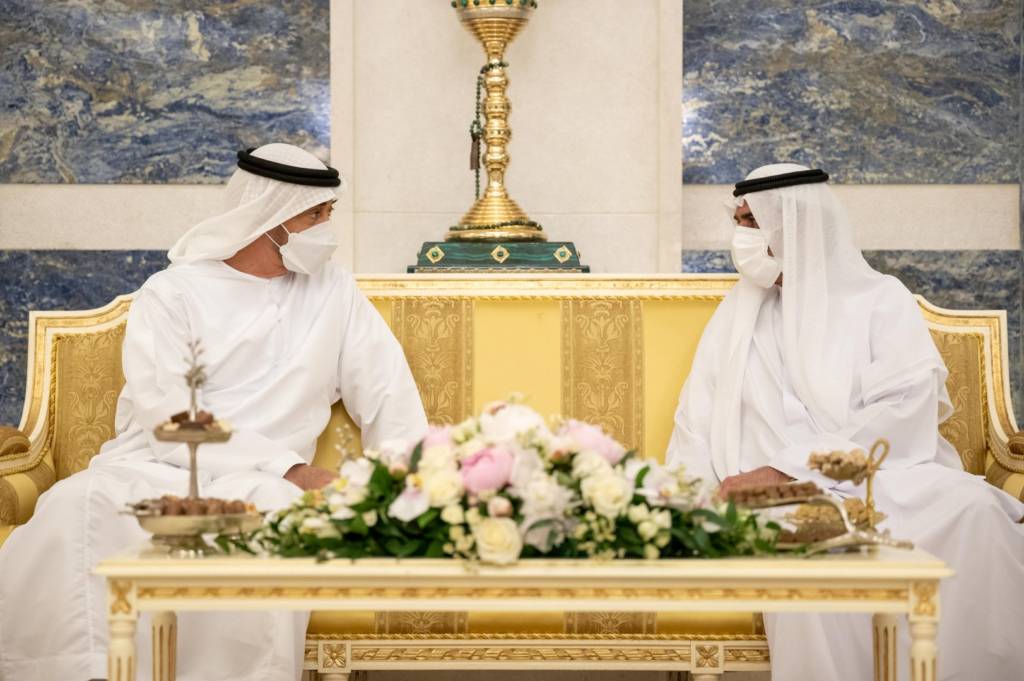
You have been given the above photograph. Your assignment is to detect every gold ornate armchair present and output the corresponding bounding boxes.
[2,274,1021,679]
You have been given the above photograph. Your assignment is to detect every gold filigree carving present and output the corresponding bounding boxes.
[137,585,907,602]
[374,611,469,634]
[724,647,771,663]
[695,644,719,668]
[912,582,937,618]
[308,633,766,641]
[321,643,347,668]
[561,299,643,450]
[351,645,690,663]
[110,580,134,615]
[564,611,656,635]
[52,323,126,479]
[388,298,473,425]
[931,330,988,475]
[304,643,318,662]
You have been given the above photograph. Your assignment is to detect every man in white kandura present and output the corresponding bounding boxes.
[666,163,1024,681]
[0,143,428,681]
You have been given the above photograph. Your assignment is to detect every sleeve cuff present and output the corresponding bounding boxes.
[258,451,309,479]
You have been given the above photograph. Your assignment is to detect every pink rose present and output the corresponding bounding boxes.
[560,420,627,465]
[460,447,515,495]
[422,425,453,449]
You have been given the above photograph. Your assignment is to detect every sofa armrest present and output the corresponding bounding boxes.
[0,426,55,526]
[0,427,30,458]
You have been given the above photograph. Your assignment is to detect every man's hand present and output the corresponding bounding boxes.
[718,466,793,500]
[284,464,336,491]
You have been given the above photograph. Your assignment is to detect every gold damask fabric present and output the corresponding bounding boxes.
[389,298,473,425]
[930,330,987,475]
[560,299,644,451]
[52,324,127,479]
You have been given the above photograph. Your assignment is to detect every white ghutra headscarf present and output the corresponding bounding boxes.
[706,163,952,479]
[168,143,344,264]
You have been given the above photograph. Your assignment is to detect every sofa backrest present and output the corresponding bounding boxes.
[9,275,1019,494]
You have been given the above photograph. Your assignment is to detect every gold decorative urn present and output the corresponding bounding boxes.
[447,0,544,243]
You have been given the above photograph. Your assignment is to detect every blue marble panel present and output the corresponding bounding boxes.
[682,248,1024,422]
[683,1,1021,184]
[0,251,166,425]
[0,1,329,183]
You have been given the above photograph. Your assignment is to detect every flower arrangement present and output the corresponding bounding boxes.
[221,399,780,564]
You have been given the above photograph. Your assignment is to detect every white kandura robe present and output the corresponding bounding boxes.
[668,283,1024,681]
[0,260,427,681]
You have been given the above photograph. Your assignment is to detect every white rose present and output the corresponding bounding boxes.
[652,509,672,530]
[637,520,658,541]
[441,504,465,525]
[643,544,660,560]
[472,517,523,565]
[487,496,513,518]
[419,445,457,473]
[581,472,633,519]
[572,450,612,480]
[627,504,650,524]
[423,470,464,508]
[655,531,670,548]
[465,507,482,526]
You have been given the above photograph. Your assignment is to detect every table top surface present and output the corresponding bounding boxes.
[96,546,951,582]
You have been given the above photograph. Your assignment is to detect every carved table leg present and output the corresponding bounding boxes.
[108,617,137,681]
[873,613,898,681]
[107,579,137,681]
[152,611,177,681]
[909,581,940,681]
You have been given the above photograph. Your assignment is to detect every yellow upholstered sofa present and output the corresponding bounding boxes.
[2,274,1022,680]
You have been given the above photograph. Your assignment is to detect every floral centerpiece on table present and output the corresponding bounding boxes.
[221,399,780,564]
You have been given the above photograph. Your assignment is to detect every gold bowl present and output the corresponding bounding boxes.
[129,510,263,557]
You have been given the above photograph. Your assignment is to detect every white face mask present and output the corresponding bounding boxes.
[267,222,339,275]
[731,225,781,288]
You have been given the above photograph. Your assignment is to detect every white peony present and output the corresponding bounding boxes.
[472,517,523,565]
[479,403,549,443]
[572,450,612,479]
[519,471,573,519]
[508,446,544,493]
[423,469,465,508]
[580,471,633,519]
